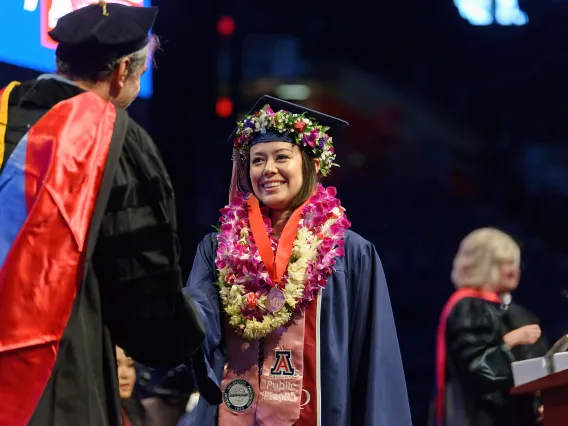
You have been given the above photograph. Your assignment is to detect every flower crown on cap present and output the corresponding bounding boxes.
[233,104,337,176]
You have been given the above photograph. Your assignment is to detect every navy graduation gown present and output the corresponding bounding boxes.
[180,230,413,426]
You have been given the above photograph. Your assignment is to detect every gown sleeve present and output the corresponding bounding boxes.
[446,298,516,391]
[93,120,205,369]
[348,240,413,426]
[182,233,223,406]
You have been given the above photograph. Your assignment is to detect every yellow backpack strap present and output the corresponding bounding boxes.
[0,81,21,170]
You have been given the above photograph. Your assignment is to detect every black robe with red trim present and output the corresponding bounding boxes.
[0,77,204,426]
[433,297,549,426]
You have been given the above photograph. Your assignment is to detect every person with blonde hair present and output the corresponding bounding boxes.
[432,227,548,426]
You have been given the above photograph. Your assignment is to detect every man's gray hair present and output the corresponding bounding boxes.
[56,34,160,83]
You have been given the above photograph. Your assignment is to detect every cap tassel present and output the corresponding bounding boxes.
[228,155,239,203]
[98,0,109,16]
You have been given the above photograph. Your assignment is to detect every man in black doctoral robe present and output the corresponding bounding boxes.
[0,3,204,425]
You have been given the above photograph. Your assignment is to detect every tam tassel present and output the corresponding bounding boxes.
[99,0,109,16]
[228,154,239,203]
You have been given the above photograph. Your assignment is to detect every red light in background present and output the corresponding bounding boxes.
[217,16,235,36]
[216,97,234,118]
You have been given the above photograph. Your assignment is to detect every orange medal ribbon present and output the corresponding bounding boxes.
[247,196,306,284]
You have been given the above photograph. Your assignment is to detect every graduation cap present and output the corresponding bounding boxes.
[228,95,349,192]
[229,95,349,145]
[49,2,158,65]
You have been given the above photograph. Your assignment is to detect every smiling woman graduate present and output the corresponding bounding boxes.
[179,96,413,426]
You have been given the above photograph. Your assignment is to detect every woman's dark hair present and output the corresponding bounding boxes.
[287,150,318,212]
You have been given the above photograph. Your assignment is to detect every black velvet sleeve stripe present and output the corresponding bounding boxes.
[99,206,171,237]
[104,176,174,214]
[109,251,174,277]
[96,222,175,255]
[110,269,181,299]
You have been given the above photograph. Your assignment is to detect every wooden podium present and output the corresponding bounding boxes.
[511,368,568,426]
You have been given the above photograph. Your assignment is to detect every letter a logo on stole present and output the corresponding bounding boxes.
[270,350,295,376]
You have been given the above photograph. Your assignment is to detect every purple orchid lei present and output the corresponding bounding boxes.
[215,184,351,340]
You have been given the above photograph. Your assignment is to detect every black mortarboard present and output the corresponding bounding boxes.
[49,3,158,65]
[228,95,349,145]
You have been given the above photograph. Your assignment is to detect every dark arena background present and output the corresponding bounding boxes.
[3,1,568,424]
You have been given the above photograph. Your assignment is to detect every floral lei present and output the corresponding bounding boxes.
[215,184,351,341]
[233,104,337,176]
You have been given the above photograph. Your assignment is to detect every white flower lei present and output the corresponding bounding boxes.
[215,185,350,341]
